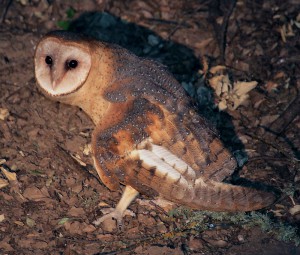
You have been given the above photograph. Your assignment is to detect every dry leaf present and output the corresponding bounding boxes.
[209,74,231,96]
[82,224,96,233]
[0,108,9,120]
[280,23,295,43]
[98,201,110,207]
[201,57,209,75]
[68,206,85,217]
[70,153,87,166]
[195,38,214,53]
[19,0,29,5]
[209,65,227,75]
[26,217,36,227]
[265,81,279,92]
[79,131,90,137]
[83,144,91,156]
[233,81,257,96]
[271,209,284,217]
[58,217,70,225]
[295,20,300,29]
[289,205,300,215]
[14,220,25,226]
[218,100,228,111]
[0,167,17,181]
[23,186,48,201]
[0,237,13,252]
[0,178,9,189]
[208,67,258,110]
[0,214,5,222]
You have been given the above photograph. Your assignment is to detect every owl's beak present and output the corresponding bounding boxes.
[52,80,58,90]
[51,75,64,91]
[50,67,65,91]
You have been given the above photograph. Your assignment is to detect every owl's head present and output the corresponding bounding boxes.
[34,31,92,97]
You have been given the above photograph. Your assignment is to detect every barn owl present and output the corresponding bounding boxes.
[34,31,275,227]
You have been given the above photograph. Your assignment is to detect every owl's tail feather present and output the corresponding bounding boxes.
[130,148,276,212]
[176,178,276,212]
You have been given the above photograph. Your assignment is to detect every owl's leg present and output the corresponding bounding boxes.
[93,185,139,228]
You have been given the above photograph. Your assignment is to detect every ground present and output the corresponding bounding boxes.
[0,0,300,254]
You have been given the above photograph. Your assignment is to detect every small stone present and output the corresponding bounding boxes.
[82,224,96,233]
[204,238,229,248]
[157,222,167,233]
[237,234,245,243]
[188,236,204,250]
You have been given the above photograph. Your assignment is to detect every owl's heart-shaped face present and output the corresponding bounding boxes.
[34,38,91,96]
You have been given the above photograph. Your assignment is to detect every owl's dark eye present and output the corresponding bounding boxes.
[45,56,53,66]
[67,60,78,69]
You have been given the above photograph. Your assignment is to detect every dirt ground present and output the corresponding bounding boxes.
[0,0,300,254]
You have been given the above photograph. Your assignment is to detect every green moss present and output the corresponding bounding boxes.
[57,7,76,30]
[168,207,300,246]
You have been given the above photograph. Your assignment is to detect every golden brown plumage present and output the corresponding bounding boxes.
[34,30,275,226]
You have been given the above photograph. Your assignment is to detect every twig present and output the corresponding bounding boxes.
[208,0,237,64]
[267,94,300,135]
[0,0,12,23]
[245,131,299,163]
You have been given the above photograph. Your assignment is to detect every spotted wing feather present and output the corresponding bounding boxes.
[92,95,275,211]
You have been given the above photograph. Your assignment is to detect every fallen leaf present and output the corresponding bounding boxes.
[0,237,14,252]
[19,0,28,5]
[23,186,49,201]
[15,221,25,226]
[0,108,9,120]
[0,214,5,222]
[195,38,214,53]
[58,217,70,225]
[0,167,17,181]
[0,178,9,189]
[68,206,85,217]
[71,183,82,193]
[289,205,300,215]
[218,100,228,111]
[70,153,87,166]
[265,81,279,92]
[98,201,110,207]
[204,238,228,248]
[83,144,91,156]
[82,224,96,233]
[271,209,284,217]
[233,81,257,97]
[274,71,286,79]
[26,217,35,227]
[66,221,83,235]
[96,234,114,242]
[208,67,258,110]
[209,65,227,75]
[79,131,90,137]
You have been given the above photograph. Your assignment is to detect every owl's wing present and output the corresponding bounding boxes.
[92,97,275,212]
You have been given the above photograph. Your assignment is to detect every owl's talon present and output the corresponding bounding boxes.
[93,209,124,232]
[93,209,123,226]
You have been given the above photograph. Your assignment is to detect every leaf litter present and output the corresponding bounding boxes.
[0,0,300,254]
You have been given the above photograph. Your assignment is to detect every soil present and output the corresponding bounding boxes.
[0,0,300,254]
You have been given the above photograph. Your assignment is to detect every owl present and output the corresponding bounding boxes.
[34,31,275,226]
